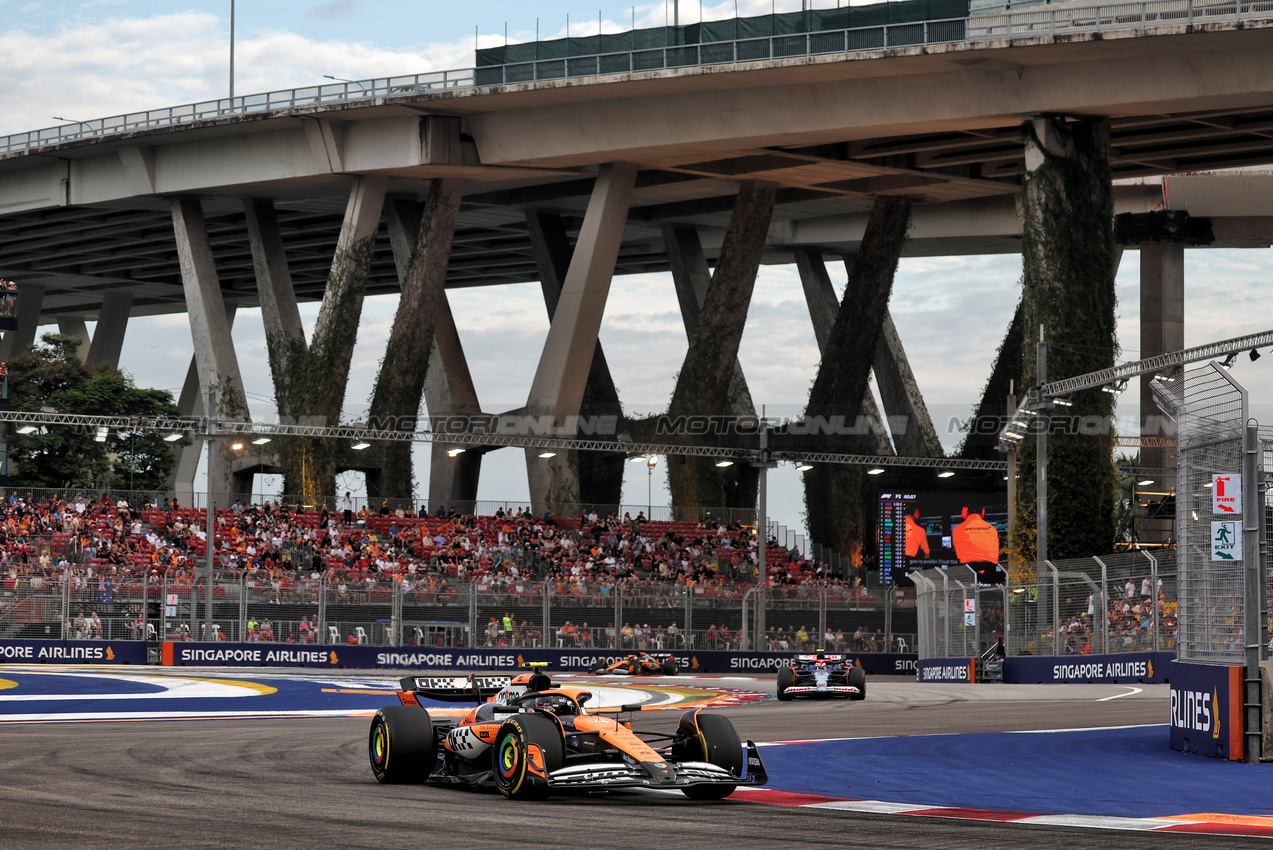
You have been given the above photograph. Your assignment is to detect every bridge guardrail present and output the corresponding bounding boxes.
[3,0,1270,156]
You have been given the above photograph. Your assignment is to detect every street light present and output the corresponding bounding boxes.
[645,455,659,517]
[323,75,370,91]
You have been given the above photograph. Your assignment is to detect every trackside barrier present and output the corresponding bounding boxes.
[916,657,977,682]
[158,642,917,675]
[1004,651,1175,684]
[1169,661,1245,760]
[0,638,147,664]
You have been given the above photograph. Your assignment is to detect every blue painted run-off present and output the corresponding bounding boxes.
[759,726,1273,818]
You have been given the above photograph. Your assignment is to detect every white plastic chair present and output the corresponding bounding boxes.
[355,626,368,645]
[328,625,340,644]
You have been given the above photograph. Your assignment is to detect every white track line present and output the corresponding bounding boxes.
[1096,686,1144,702]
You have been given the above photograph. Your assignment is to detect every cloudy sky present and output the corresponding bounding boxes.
[3,1,1273,535]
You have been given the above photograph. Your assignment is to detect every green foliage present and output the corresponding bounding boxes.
[1010,117,1119,566]
[6,333,182,489]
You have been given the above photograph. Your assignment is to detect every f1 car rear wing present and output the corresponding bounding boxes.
[796,654,844,662]
[399,675,511,701]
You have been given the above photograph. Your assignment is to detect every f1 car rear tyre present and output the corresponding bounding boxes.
[492,714,564,800]
[369,705,436,784]
[679,711,743,800]
[848,666,866,700]
[627,661,640,675]
[661,658,679,675]
[775,666,794,701]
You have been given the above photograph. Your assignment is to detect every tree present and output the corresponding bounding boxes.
[5,333,183,490]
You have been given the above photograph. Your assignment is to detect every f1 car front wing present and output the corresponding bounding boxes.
[547,740,768,791]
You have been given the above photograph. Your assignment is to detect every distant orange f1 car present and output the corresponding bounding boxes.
[590,652,680,676]
[369,669,766,800]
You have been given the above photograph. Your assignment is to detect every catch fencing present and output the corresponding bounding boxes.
[911,551,1177,658]
[1,569,917,653]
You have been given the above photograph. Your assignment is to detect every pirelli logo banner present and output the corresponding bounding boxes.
[1169,661,1244,761]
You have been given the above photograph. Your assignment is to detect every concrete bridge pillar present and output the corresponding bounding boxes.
[524,163,638,514]
[86,292,133,368]
[803,196,913,561]
[369,181,464,503]
[665,224,760,512]
[527,210,626,513]
[171,195,249,508]
[379,192,483,511]
[665,181,776,518]
[56,317,90,363]
[264,176,386,506]
[1139,240,1183,545]
[0,282,43,360]
[1011,116,1118,564]
[793,247,891,456]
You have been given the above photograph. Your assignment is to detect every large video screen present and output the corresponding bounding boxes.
[877,490,1008,584]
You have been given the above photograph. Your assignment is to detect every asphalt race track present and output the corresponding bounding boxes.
[2,669,1272,848]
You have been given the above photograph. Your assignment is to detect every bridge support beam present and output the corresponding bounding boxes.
[245,199,306,418]
[270,176,386,506]
[383,195,484,514]
[1,282,43,360]
[794,247,891,456]
[665,181,776,519]
[86,292,132,368]
[1138,240,1183,545]
[367,181,464,503]
[803,196,913,561]
[665,224,760,512]
[56,317,90,363]
[1011,116,1118,566]
[527,210,626,513]
[171,195,250,507]
[524,163,637,514]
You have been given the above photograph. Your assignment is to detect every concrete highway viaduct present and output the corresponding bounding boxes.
[3,4,1273,555]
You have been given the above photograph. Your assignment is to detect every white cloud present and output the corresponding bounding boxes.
[0,11,477,136]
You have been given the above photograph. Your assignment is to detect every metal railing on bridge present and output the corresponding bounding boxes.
[3,0,1270,155]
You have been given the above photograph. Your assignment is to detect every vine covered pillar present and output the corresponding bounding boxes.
[280,176,387,508]
[527,210,626,513]
[524,163,637,515]
[382,196,485,515]
[802,196,913,563]
[368,180,465,504]
[1009,116,1118,571]
[793,247,891,456]
[665,182,776,520]
[664,224,760,514]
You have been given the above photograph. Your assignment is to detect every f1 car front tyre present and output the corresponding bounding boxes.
[492,714,564,800]
[661,658,679,675]
[775,666,794,701]
[627,661,640,675]
[591,663,606,674]
[848,666,866,700]
[369,705,436,784]
[678,711,744,801]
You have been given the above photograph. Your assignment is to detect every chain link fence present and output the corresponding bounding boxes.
[2,567,918,652]
[911,552,1177,658]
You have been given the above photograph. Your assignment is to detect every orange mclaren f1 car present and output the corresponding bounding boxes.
[591,652,680,675]
[369,670,767,800]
